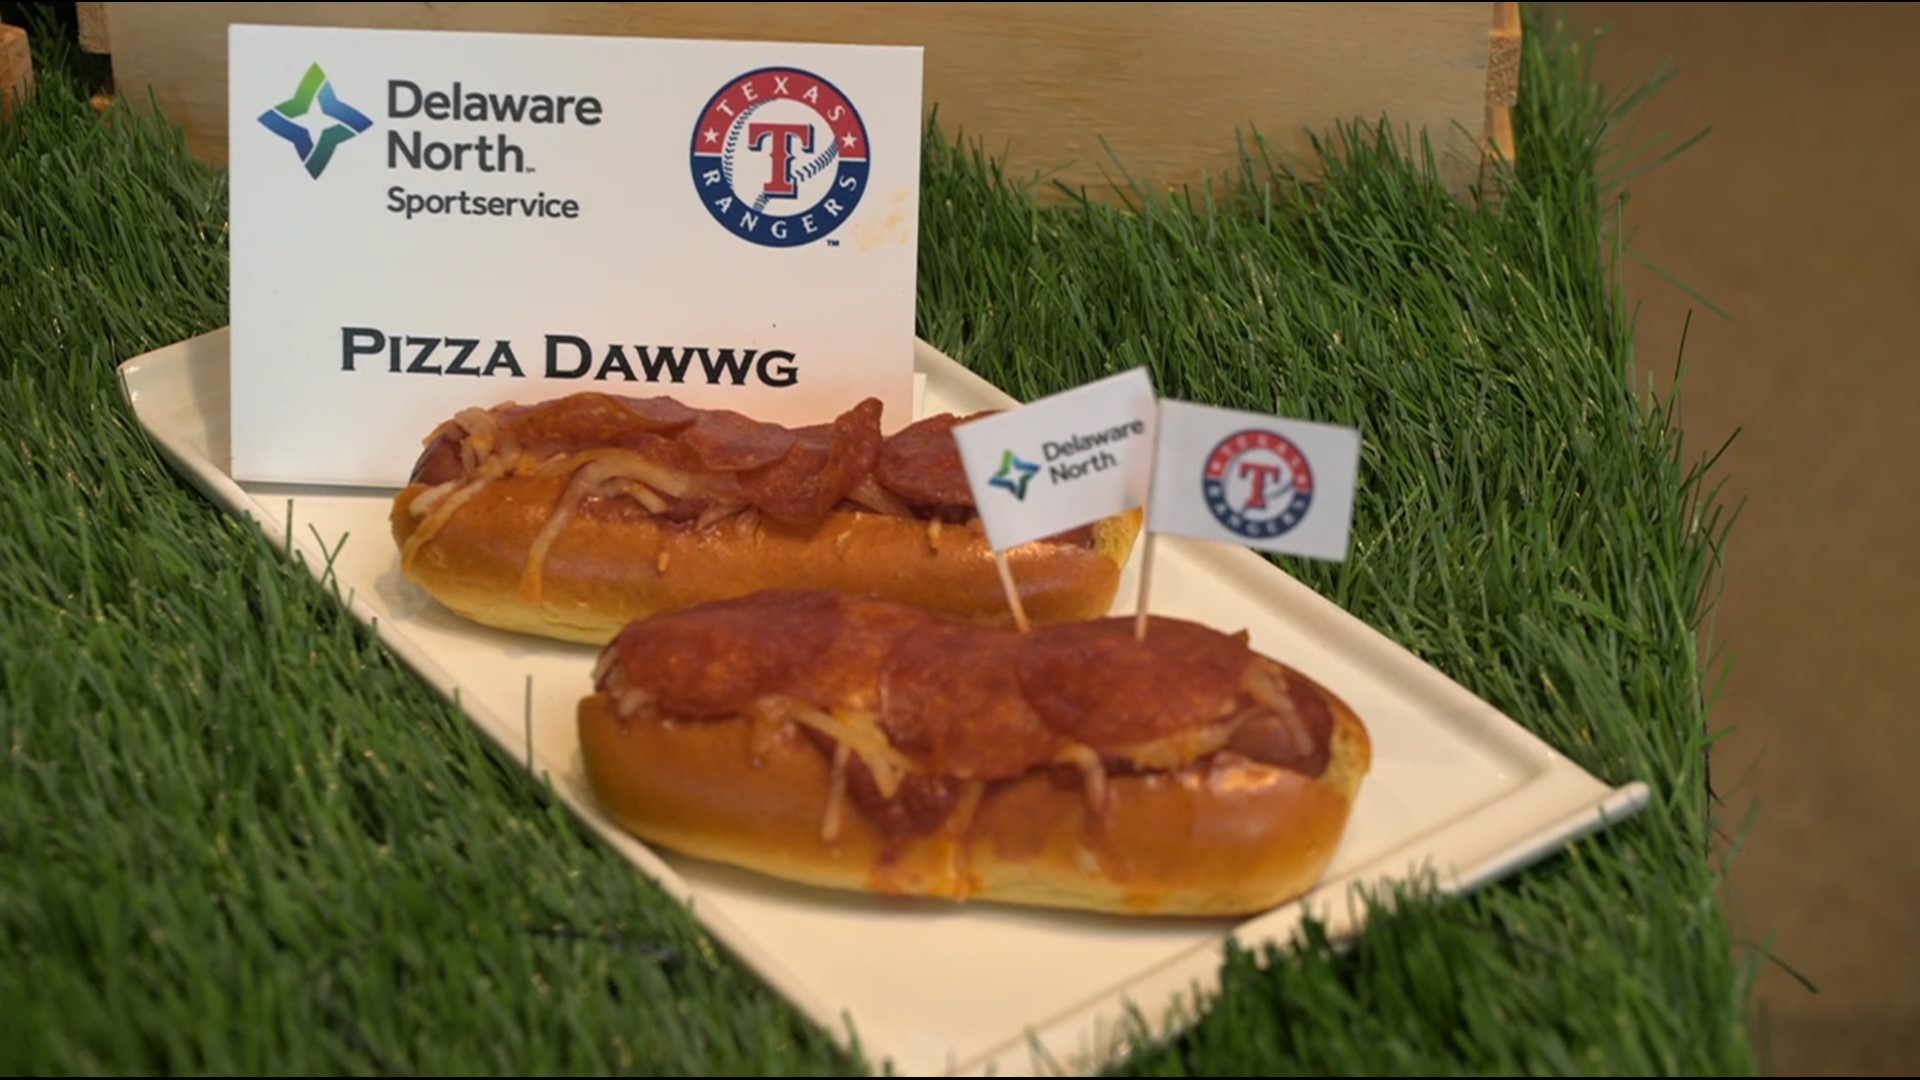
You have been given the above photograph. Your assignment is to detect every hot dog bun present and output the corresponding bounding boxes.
[577,589,1371,918]
[389,392,1142,645]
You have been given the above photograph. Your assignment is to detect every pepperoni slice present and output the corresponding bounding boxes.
[878,621,1066,779]
[1016,617,1252,750]
[413,396,688,483]
[679,409,798,471]
[618,396,700,430]
[740,398,884,526]
[504,393,698,450]
[875,413,985,511]
[602,590,844,718]
[422,395,891,527]
[785,597,927,710]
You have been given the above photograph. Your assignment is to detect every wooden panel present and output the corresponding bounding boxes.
[1,21,31,122]
[100,1,1505,196]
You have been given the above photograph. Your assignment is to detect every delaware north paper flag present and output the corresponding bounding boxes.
[1148,399,1363,562]
[951,368,1158,552]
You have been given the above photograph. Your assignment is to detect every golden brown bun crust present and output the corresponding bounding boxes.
[391,478,1142,644]
[576,672,1371,919]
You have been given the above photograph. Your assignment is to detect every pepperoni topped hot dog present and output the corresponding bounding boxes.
[576,589,1373,917]
[389,392,1143,645]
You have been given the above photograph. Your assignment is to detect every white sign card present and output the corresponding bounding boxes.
[1147,399,1363,562]
[227,24,924,487]
[949,368,1158,552]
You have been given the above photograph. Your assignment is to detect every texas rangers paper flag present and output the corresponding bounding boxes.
[951,368,1157,553]
[1148,399,1362,562]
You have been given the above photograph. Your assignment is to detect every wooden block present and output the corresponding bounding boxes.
[1484,97,1515,164]
[99,1,1505,197]
[0,22,32,121]
[1487,1,1521,109]
[77,1,112,54]
[1474,1,1519,200]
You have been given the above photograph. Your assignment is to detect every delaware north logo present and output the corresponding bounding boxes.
[257,62,374,179]
[1202,429,1315,539]
[689,67,871,249]
[989,450,1040,501]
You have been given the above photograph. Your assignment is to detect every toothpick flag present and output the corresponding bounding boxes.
[951,367,1158,629]
[952,367,1159,553]
[1146,399,1362,563]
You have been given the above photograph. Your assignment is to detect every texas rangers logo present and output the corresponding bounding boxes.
[689,67,871,249]
[1202,429,1315,539]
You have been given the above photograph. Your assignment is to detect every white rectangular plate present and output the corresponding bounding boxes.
[119,328,1648,1078]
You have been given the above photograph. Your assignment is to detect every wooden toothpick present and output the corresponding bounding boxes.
[1132,530,1158,643]
[993,548,1031,633]
[1132,399,1164,643]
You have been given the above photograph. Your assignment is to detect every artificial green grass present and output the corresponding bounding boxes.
[1,5,1757,1075]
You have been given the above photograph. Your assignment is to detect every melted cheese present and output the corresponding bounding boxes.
[406,422,527,564]
[846,475,914,518]
[1242,656,1312,760]
[524,447,703,498]
[1102,721,1236,772]
[520,468,595,603]
[591,645,619,686]
[516,455,745,602]
[401,476,495,571]
[946,780,987,896]
[407,477,465,519]
[821,743,851,843]
[757,695,1125,826]
[694,500,748,532]
[452,406,499,452]
[1053,744,1109,816]
[755,697,912,802]
[613,686,652,721]
[449,406,528,476]
[619,480,670,515]
[745,705,788,767]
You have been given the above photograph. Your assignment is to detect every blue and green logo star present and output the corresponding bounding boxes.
[257,62,374,179]
[988,449,1040,501]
